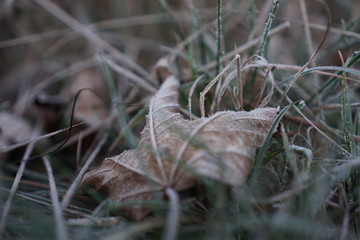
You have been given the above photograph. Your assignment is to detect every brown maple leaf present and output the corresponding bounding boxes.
[82,66,279,214]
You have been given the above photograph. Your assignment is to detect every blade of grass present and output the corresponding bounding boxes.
[0,9,217,49]
[280,1,331,103]
[159,0,199,80]
[0,125,41,236]
[200,55,240,117]
[216,0,223,75]
[185,0,207,66]
[339,53,360,238]
[308,50,360,104]
[289,145,313,170]
[61,133,108,210]
[107,105,148,153]
[308,22,360,39]
[247,0,256,35]
[100,55,138,148]
[281,124,297,174]
[0,122,85,153]
[275,81,351,155]
[300,0,323,118]
[248,0,273,41]
[236,54,243,109]
[188,75,204,119]
[199,21,290,72]
[167,20,215,66]
[300,0,316,63]
[42,156,69,240]
[159,0,185,40]
[249,105,290,188]
[100,55,157,93]
[184,0,201,80]
[103,219,165,240]
[340,61,353,155]
[301,66,360,79]
[33,0,154,84]
[258,0,279,57]
[241,62,360,83]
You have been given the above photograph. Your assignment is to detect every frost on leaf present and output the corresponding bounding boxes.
[82,63,279,217]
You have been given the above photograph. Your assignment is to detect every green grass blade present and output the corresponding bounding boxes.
[308,51,360,104]
[249,104,291,187]
[258,0,279,58]
[100,54,138,148]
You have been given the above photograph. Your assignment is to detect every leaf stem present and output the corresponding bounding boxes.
[163,188,180,240]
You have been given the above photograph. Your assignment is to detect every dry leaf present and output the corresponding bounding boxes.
[0,111,33,149]
[0,111,34,160]
[82,68,278,217]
